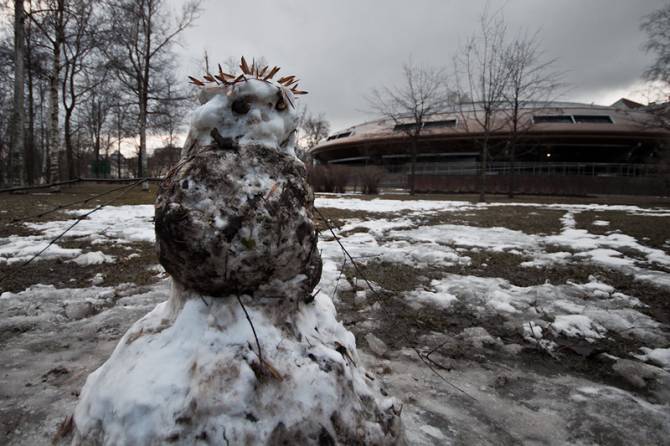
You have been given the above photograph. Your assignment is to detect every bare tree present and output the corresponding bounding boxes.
[0,37,15,185]
[502,30,563,197]
[299,108,329,150]
[105,0,201,188]
[150,71,188,150]
[640,3,670,187]
[641,3,670,130]
[367,59,450,194]
[29,0,67,185]
[61,0,105,180]
[10,0,26,185]
[24,9,47,184]
[80,84,114,177]
[453,11,512,202]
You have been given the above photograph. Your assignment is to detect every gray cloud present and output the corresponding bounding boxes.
[174,0,665,134]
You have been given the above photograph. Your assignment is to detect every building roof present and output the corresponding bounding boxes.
[610,98,645,110]
[310,101,669,159]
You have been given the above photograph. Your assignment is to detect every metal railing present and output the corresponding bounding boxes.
[400,162,664,177]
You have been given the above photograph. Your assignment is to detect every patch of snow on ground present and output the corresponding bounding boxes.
[551,315,606,341]
[46,205,155,243]
[405,281,459,309]
[315,197,474,214]
[389,224,539,252]
[635,347,670,370]
[70,251,115,266]
[0,205,155,265]
[0,235,81,265]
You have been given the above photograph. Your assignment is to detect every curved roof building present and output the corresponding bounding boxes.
[311,101,668,168]
[309,100,669,194]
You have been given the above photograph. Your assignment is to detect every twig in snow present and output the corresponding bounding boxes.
[426,338,452,361]
[236,294,281,382]
[236,294,263,363]
[304,288,320,304]
[222,427,230,446]
[314,207,381,300]
[413,348,477,401]
[331,256,348,298]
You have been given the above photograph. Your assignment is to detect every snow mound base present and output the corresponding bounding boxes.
[71,285,403,445]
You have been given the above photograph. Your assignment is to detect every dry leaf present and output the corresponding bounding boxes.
[240,56,251,75]
[188,76,205,86]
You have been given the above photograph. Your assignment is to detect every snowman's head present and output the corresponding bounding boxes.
[187,58,307,157]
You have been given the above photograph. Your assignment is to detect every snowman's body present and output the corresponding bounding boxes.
[156,140,321,299]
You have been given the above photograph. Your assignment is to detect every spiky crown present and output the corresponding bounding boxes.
[188,56,307,108]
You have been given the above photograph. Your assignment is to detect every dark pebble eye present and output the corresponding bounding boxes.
[231,98,250,114]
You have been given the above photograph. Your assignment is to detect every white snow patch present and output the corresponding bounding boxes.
[0,235,81,264]
[405,281,458,309]
[389,224,539,252]
[0,205,154,265]
[315,197,474,214]
[551,315,606,341]
[70,251,115,266]
[635,347,670,370]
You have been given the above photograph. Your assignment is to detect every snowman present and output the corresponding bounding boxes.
[69,58,403,445]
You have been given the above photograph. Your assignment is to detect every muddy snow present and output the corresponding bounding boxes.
[1,194,670,445]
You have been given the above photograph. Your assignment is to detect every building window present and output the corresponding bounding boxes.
[326,131,352,141]
[424,119,457,129]
[393,123,417,132]
[394,119,458,132]
[533,115,574,124]
[573,115,613,124]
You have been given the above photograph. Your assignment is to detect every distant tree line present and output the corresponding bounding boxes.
[1,0,201,188]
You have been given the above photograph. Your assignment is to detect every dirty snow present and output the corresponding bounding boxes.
[3,195,670,445]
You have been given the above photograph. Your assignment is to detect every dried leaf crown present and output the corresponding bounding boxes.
[189,56,307,108]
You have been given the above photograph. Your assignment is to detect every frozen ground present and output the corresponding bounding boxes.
[1,192,670,444]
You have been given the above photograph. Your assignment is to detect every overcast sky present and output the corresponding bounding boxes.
[172,0,665,137]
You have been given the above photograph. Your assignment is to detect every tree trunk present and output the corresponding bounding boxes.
[11,0,26,185]
[409,137,417,195]
[479,138,488,202]
[64,108,75,180]
[138,98,148,184]
[117,112,122,179]
[26,19,35,185]
[507,140,516,199]
[48,57,60,184]
[39,84,48,180]
[94,120,101,178]
[508,100,519,199]
[48,1,65,185]
[139,4,152,191]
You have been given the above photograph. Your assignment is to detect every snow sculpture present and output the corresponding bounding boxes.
[70,58,403,445]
